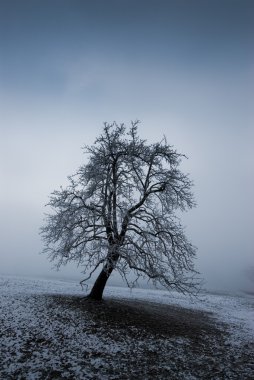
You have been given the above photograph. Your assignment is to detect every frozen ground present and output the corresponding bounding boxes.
[0,275,253,379]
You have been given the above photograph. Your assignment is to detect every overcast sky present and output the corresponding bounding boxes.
[0,0,253,291]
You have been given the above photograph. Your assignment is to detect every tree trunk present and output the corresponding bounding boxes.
[88,251,119,300]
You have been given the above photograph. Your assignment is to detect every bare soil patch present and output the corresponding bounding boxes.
[56,295,220,339]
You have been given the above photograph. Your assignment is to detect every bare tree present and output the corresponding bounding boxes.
[41,122,199,300]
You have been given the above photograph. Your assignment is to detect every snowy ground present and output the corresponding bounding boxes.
[0,275,253,379]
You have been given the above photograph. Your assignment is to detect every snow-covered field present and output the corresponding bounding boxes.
[0,275,253,379]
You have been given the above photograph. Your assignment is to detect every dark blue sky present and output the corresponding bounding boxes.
[1,0,253,99]
[0,1,253,290]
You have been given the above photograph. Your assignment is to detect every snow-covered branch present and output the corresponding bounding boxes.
[41,121,200,299]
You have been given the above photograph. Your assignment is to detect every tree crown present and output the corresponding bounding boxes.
[41,122,199,294]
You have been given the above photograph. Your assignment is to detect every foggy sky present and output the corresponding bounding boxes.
[0,0,253,291]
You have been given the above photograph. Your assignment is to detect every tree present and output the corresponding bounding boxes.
[41,122,199,300]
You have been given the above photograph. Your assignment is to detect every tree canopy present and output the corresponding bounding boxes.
[41,122,199,300]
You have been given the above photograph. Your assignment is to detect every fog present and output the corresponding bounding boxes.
[1,0,253,292]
